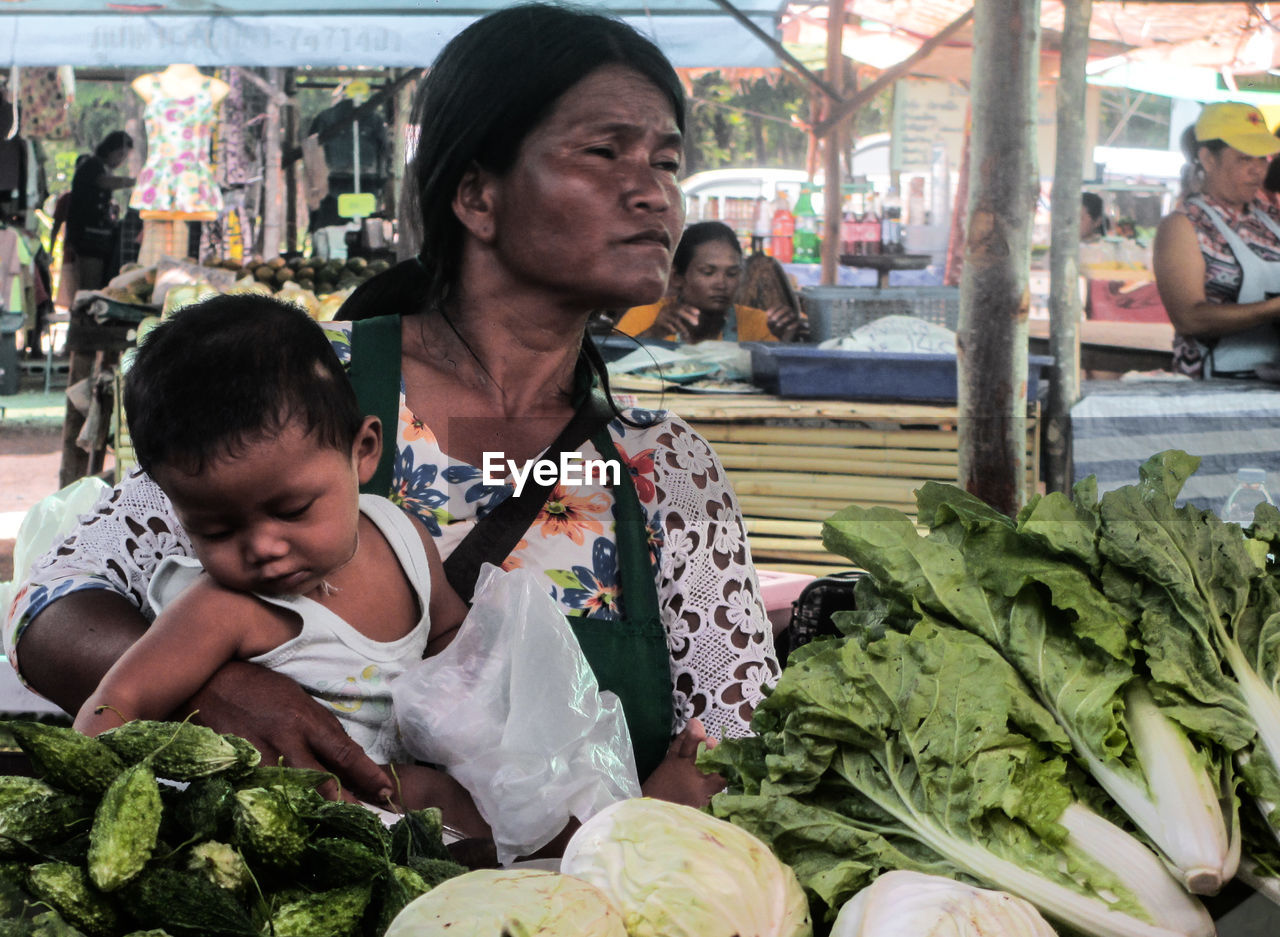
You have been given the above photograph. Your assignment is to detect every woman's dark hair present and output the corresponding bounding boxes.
[125,293,365,476]
[340,2,686,413]
[1080,192,1108,236]
[673,221,743,276]
[1179,123,1230,200]
[94,130,133,159]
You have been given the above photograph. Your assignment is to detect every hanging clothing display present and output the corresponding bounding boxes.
[15,68,71,139]
[129,73,224,216]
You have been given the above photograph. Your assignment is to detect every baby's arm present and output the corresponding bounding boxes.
[73,580,258,736]
[413,517,468,656]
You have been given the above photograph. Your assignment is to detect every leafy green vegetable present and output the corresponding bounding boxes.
[702,619,1214,937]
[821,458,1240,894]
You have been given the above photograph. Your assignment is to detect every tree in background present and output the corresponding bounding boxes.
[680,67,891,177]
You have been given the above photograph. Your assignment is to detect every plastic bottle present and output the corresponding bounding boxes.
[840,192,858,257]
[863,191,881,255]
[1222,467,1273,526]
[770,191,795,264]
[792,183,820,264]
[881,187,903,254]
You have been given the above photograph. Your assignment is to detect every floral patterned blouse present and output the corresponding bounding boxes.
[5,322,779,741]
[1170,195,1280,377]
[128,74,223,215]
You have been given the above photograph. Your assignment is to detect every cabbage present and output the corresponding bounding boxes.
[832,870,1058,937]
[383,868,626,937]
[560,797,813,937]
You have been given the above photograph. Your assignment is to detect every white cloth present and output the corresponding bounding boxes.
[146,495,431,764]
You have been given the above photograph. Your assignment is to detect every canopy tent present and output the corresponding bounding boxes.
[0,0,787,68]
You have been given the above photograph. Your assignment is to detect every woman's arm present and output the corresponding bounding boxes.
[1153,211,1280,337]
[647,416,780,740]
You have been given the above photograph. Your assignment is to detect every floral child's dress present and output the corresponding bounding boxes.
[129,74,223,216]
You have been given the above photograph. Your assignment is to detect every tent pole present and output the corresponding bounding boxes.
[819,0,846,287]
[1046,0,1092,493]
[284,68,299,257]
[260,67,285,259]
[958,0,1040,514]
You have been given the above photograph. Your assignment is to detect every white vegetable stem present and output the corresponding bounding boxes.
[1119,682,1236,893]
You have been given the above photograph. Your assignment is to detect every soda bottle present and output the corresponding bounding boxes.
[1222,467,1273,526]
[792,183,820,264]
[881,187,903,254]
[840,192,858,256]
[770,191,795,264]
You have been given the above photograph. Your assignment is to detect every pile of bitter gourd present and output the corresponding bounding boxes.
[0,719,465,936]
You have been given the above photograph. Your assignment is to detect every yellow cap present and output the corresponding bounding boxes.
[1194,102,1280,157]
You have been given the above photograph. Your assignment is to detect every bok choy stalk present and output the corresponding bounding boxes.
[701,618,1214,937]
[1092,452,1280,843]
[819,473,1240,894]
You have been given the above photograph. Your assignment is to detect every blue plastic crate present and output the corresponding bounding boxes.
[800,286,961,342]
[749,345,1053,403]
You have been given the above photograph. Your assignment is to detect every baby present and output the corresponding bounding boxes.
[72,293,483,835]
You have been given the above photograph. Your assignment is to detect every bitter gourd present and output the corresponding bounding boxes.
[230,787,307,870]
[87,763,161,892]
[7,722,123,796]
[269,883,371,937]
[26,862,120,937]
[123,868,257,937]
[97,723,253,781]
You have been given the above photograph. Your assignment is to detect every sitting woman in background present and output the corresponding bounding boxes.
[1153,102,1280,378]
[1080,191,1110,243]
[615,221,806,342]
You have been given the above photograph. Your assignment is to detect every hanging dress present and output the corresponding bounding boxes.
[128,74,223,216]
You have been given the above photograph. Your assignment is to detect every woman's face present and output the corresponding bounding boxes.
[674,240,743,315]
[483,65,685,311]
[1201,144,1270,206]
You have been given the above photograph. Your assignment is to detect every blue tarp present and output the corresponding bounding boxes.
[0,1,786,67]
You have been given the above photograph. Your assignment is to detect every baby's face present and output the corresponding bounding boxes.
[153,424,364,598]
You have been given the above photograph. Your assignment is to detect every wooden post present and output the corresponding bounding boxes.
[819,0,846,287]
[390,71,417,235]
[259,67,285,259]
[284,69,298,257]
[957,0,1041,515]
[1045,0,1092,493]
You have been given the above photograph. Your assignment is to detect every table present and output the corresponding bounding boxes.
[1028,318,1173,373]
[628,391,1040,576]
[838,253,932,288]
[1071,377,1280,514]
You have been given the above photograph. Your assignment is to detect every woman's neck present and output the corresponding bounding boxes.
[422,293,586,416]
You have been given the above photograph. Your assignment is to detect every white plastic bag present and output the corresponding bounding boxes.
[1,476,112,625]
[392,563,640,865]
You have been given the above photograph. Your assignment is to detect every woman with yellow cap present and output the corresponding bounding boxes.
[1154,102,1280,377]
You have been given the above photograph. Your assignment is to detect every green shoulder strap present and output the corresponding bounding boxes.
[349,314,402,496]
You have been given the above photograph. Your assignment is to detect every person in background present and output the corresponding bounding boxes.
[8,3,777,826]
[63,132,134,296]
[1080,192,1109,243]
[615,220,807,342]
[1153,102,1280,378]
[73,294,484,832]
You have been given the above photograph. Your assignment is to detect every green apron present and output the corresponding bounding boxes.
[349,314,674,780]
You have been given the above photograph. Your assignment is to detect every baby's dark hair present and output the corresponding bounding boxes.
[125,293,365,477]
